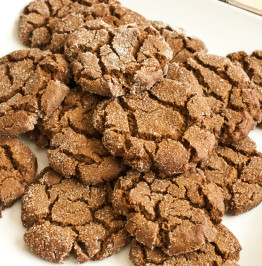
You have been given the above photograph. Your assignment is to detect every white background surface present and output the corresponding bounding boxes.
[0,0,261,265]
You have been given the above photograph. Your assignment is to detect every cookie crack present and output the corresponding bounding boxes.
[52,148,98,165]
[118,98,138,137]
[194,56,234,85]
[214,152,245,179]
[1,145,23,181]
[184,63,227,104]
[183,37,198,54]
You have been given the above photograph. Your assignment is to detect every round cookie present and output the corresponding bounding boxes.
[19,0,150,53]
[112,169,225,256]
[65,20,173,97]
[93,77,216,175]
[200,136,262,215]
[0,136,37,217]
[47,127,126,184]
[227,50,262,127]
[151,21,208,64]
[22,167,130,263]
[167,53,261,143]
[129,224,241,266]
[27,87,103,148]
[0,48,70,135]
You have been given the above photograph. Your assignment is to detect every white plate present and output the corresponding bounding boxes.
[0,0,261,265]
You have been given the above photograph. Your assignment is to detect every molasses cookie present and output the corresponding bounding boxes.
[47,127,126,184]
[19,0,149,53]
[130,224,241,266]
[227,50,262,127]
[65,20,172,97]
[0,135,37,217]
[112,169,224,256]
[27,87,103,148]
[201,136,262,215]
[168,53,261,143]
[152,21,208,64]
[22,167,130,263]
[93,77,216,174]
[0,48,70,135]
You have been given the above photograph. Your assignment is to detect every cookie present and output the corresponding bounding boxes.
[152,21,208,63]
[65,20,173,97]
[0,48,70,135]
[0,135,37,217]
[129,224,241,266]
[19,0,150,53]
[93,76,216,175]
[227,50,262,127]
[167,53,261,143]
[27,87,103,148]
[200,136,262,215]
[22,167,130,263]
[47,127,126,184]
[26,126,49,148]
[112,169,224,256]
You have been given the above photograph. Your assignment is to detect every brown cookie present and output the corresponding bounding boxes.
[112,169,224,256]
[0,135,37,217]
[47,127,126,184]
[0,48,70,135]
[129,224,241,266]
[27,87,103,148]
[93,77,216,175]
[22,167,130,263]
[65,20,173,97]
[227,50,262,127]
[200,136,262,215]
[26,126,49,148]
[152,21,208,64]
[19,0,150,53]
[167,53,261,143]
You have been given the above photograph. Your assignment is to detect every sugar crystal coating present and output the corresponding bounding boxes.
[94,76,216,174]
[168,53,261,143]
[27,87,103,148]
[0,48,70,135]
[201,136,262,215]
[0,135,37,217]
[47,127,126,184]
[112,169,224,256]
[22,167,130,263]
[65,20,173,97]
[228,50,262,127]
[152,20,208,64]
[129,224,241,266]
[19,0,149,53]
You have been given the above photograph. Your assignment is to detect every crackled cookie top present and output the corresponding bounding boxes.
[27,87,103,148]
[152,21,207,64]
[22,167,130,263]
[94,77,216,174]
[227,50,262,126]
[65,20,173,97]
[168,53,261,143]
[47,127,126,184]
[19,0,149,53]
[0,136,37,217]
[0,48,70,135]
[112,169,224,256]
[130,224,241,266]
[200,136,262,215]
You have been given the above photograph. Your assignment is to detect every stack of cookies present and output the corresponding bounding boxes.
[0,0,261,265]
